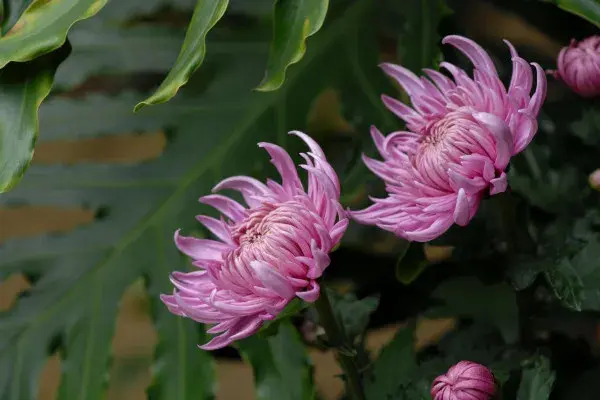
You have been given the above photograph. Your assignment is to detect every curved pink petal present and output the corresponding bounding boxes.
[174,230,229,261]
[199,194,247,222]
[251,261,296,299]
[259,142,303,194]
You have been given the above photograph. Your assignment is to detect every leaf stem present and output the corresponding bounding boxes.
[314,287,366,400]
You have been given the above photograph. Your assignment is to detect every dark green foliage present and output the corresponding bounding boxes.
[364,326,416,400]
[517,355,556,400]
[238,323,315,400]
[431,277,519,343]
[0,0,600,399]
[0,0,390,398]
[328,291,380,343]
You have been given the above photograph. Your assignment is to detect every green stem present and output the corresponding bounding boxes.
[314,288,366,400]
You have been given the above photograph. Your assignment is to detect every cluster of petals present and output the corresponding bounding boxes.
[161,131,348,350]
[551,35,600,97]
[351,35,547,241]
[431,361,497,400]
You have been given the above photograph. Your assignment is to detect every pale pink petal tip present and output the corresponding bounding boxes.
[553,35,600,97]
[162,132,347,350]
[431,361,496,400]
[589,169,600,190]
[350,34,547,242]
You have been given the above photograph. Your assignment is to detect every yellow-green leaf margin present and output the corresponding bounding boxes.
[0,0,107,68]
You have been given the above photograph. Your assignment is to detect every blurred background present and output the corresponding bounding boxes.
[1,0,598,398]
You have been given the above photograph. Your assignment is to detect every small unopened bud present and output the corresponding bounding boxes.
[431,361,496,400]
[590,169,600,191]
[551,36,600,98]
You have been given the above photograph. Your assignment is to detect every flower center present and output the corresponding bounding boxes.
[231,203,276,247]
[417,111,474,162]
[412,110,488,190]
[226,201,318,271]
[422,119,454,147]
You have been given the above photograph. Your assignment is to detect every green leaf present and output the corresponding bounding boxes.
[572,106,600,147]
[145,228,216,400]
[395,0,452,72]
[135,0,229,111]
[256,0,329,91]
[0,0,107,69]
[395,242,429,285]
[542,215,600,311]
[509,145,580,213]
[0,0,387,398]
[546,240,600,311]
[431,277,519,344]
[238,323,315,400]
[0,43,70,193]
[517,355,556,400]
[545,258,585,310]
[543,0,600,27]
[508,257,547,291]
[364,326,416,400]
[257,298,309,338]
[1,0,34,33]
[328,291,379,342]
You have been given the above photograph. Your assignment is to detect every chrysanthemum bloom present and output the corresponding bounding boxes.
[431,361,496,400]
[351,35,546,241]
[550,36,600,97]
[161,131,348,350]
[589,169,600,191]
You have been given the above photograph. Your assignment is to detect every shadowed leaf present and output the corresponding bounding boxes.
[544,0,600,27]
[0,43,70,193]
[517,355,556,400]
[238,323,315,400]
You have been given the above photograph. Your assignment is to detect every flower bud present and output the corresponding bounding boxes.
[553,36,600,97]
[431,361,496,400]
[590,169,600,191]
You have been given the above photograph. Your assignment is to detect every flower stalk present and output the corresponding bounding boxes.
[314,287,366,400]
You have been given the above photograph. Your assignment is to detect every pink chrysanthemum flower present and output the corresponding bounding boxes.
[351,35,547,242]
[161,131,348,350]
[550,36,600,97]
[431,361,496,400]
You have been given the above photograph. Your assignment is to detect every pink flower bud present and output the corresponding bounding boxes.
[553,36,600,97]
[431,361,496,400]
[590,169,600,190]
